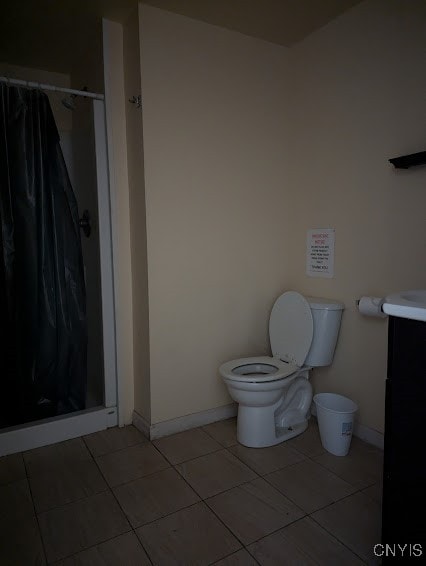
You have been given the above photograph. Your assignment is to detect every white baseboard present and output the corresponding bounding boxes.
[133,402,384,450]
[310,403,384,450]
[133,403,237,441]
[132,410,151,439]
[353,421,384,450]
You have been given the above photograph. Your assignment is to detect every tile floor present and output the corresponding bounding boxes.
[0,419,383,565]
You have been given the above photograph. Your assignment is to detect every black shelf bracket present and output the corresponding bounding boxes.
[389,151,426,169]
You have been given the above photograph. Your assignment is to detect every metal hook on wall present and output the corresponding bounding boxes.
[79,210,91,238]
[129,95,142,109]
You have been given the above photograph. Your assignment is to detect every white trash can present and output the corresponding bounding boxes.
[313,393,358,456]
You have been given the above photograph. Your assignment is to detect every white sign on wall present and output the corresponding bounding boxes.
[306,228,335,278]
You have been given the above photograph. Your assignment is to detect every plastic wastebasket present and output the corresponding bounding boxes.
[313,393,358,456]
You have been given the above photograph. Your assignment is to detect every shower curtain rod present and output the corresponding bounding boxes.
[0,76,104,100]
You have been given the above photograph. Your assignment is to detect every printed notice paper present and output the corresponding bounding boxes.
[306,229,335,278]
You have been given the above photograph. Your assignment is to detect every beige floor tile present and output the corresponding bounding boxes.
[362,482,383,504]
[136,502,241,565]
[0,425,385,566]
[313,437,383,489]
[0,478,35,525]
[0,515,46,566]
[207,477,304,545]
[0,452,26,486]
[202,418,238,448]
[114,467,200,527]
[96,443,169,487]
[213,548,258,565]
[265,459,356,513]
[38,491,131,563]
[312,491,382,563]
[56,532,151,566]
[248,517,364,565]
[229,442,305,475]
[153,427,222,464]
[286,420,325,457]
[0,474,44,565]
[83,425,148,458]
[30,460,109,513]
[176,449,257,498]
[24,438,91,477]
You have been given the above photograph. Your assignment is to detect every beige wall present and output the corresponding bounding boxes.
[285,0,426,433]
[139,5,293,424]
[134,0,426,433]
[124,7,151,422]
[71,22,105,96]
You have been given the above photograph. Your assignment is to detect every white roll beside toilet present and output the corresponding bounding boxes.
[314,393,358,456]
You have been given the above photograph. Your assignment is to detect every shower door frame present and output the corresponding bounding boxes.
[0,99,118,456]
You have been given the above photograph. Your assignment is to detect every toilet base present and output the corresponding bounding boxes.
[235,375,312,448]
[236,405,309,448]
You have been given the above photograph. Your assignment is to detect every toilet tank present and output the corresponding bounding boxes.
[304,297,344,367]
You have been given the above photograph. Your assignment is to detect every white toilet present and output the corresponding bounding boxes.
[219,291,344,448]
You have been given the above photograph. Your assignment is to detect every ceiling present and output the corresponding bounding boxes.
[143,0,361,46]
[0,0,361,75]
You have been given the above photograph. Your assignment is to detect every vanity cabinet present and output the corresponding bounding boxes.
[382,315,426,547]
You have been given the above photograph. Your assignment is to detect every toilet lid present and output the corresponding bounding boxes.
[269,291,313,367]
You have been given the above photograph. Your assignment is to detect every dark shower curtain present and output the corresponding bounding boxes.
[0,84,87,427]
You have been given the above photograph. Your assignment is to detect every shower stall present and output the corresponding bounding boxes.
[0,77,118,456]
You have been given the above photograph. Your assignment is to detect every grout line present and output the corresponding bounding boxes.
[88,434,377,563]
[307,449,383,490]
[153,443,229,466]
[106,440,261,550]
[208,547,262,566]
[35,486,111,517]
[199,418,238,445]
[82,434,154,565]
[257,453,363,514]
[241,515,308,551]
[86,438,151,459]
[244,514,370,565]
[135,500,202,530]
[173,455,261,500]
[86,438,174,488]
[105,464,172,489]
[5,425,381,565]
[233,478,306,518]
[48,531,151,566]
[21,454,49,565]
[159,449,311,560]
[244,545,263,566]
[204,492,307,552]
[132,529,155,566]
[309,513,371,564]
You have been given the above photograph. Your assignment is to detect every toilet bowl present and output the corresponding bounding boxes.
[219,291,344,448]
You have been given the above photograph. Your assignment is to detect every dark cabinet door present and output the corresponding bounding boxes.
[382,316,426,548]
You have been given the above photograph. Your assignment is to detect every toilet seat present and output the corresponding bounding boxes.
[220,356,298,383]
[220,292,314,385]
[269,291,313,366]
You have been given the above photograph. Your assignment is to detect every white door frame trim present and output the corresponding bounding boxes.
[93,99,118,409]
[102,18,135,426]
